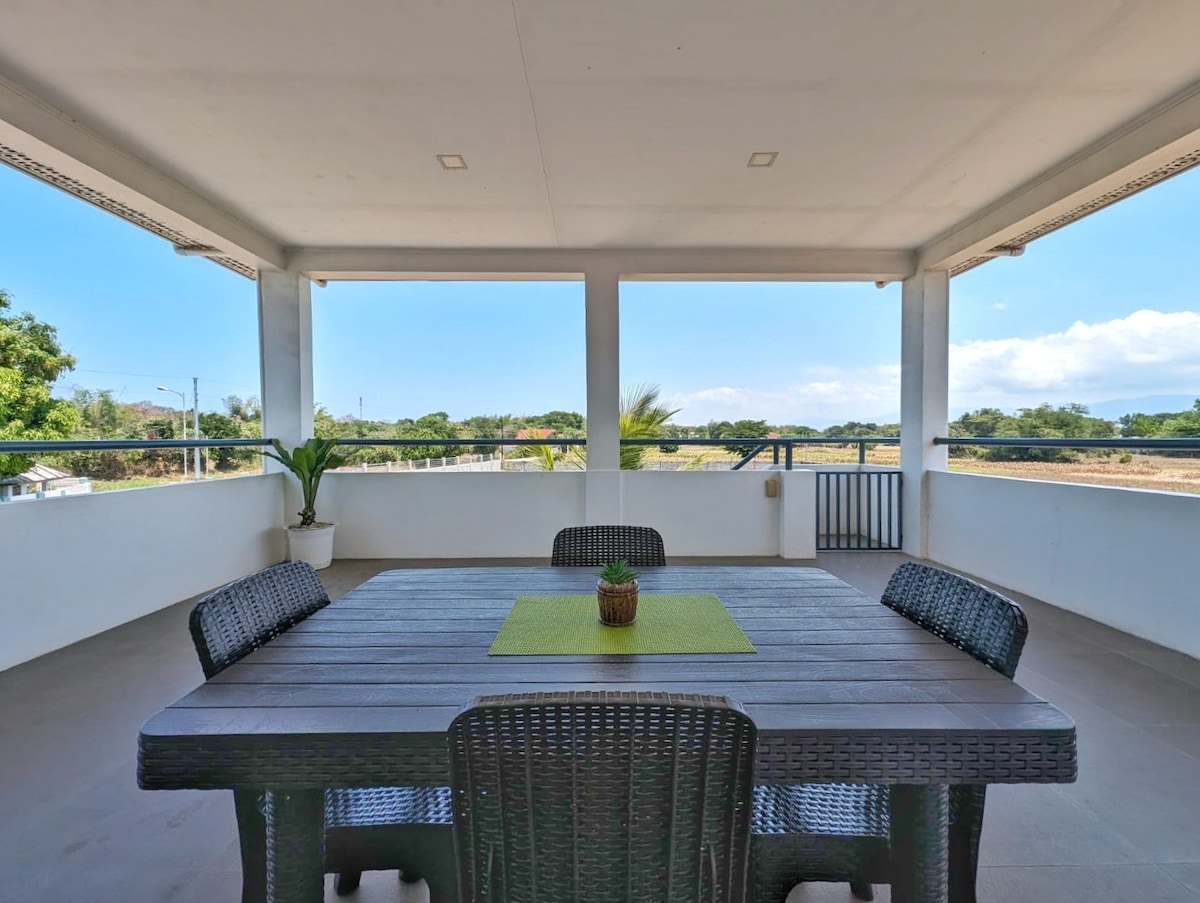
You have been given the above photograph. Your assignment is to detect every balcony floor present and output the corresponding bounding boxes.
[2,554,1199,902]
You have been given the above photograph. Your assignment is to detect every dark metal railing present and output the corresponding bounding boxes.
[934,437,1200,450]
[0,438,269,453]
[816,469,903,551]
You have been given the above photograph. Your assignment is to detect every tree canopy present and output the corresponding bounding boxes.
[0,289,79,477]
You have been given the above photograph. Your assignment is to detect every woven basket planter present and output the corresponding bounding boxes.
[597,579,639,626]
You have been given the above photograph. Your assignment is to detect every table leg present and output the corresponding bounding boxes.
[264,788,325,903]
[889,784,949,903]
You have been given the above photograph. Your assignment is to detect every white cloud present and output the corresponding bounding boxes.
[666,309,1200,424]
[950,309,1200,408]
[668,366,901,425]
[992,302,1007,311]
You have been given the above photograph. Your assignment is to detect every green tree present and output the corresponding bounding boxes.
[199,412,259,471]
[396,411,461,461]
[1160,400,1200,438]
[1118,412,1169,438]
[720,419,771,458]
[0,290,80,477]
[529,410,584,435]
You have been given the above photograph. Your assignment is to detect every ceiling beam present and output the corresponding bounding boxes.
[288,247,916,282]
[918,79,1200,273]
[0,72,286,270]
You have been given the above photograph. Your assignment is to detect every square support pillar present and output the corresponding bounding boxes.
[258,270,314,464]
[584,269,621,523]
[900,270,949,558]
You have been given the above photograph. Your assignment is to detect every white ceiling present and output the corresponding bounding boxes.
[1,0,1199,253]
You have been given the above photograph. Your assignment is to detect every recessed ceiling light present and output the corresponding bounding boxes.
[747,152,778,168]
[437,154,468,170]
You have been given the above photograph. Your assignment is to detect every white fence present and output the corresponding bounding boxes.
[342,453,502,473]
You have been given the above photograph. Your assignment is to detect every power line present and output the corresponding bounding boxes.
[68,368,259,395]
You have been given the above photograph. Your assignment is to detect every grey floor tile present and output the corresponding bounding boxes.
[978,785,1140,867]
[787,883,890,901]
[976,864,1200,902]
[1144,725,1200,762]
[1021,651,1200,727]
[1124,649,1200,690]
[1165,863,1200,896]
[1057,720,1200,861]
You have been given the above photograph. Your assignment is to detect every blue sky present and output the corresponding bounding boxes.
[1,161,1198,428]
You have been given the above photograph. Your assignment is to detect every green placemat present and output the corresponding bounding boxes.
[488,593,756,655]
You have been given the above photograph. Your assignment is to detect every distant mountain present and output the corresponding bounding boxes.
[1084,395,1198,421]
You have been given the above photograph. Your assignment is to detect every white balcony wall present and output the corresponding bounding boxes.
[622,470,803,556]
[927,471,1200,659]
[0,474,285,672]
[323,472,587,558]
[323,470,817,559]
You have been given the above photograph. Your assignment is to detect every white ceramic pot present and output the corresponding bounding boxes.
[286,523,336,569]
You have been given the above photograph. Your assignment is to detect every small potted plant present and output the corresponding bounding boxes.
[596,559,640,626]
[262,437,347,569]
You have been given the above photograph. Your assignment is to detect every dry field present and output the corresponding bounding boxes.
[644,445,1200,495]
[948,453,1200,495]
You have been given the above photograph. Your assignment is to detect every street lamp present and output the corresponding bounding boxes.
[157,386,187,479]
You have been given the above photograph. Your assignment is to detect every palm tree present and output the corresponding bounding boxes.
[618,384,680,469]
[567,384,681,470]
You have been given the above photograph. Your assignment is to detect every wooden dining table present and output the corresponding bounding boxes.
[139,566,1077,902]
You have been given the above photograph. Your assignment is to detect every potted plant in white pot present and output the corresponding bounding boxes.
[263,437,347,569]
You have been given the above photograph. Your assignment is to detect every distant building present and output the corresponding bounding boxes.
[0,464,91,502]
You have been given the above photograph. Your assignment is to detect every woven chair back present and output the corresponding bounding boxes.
[881,562,1028,678]
[189,561,330,678]
[550,525,667,567]
[449,692,756,903]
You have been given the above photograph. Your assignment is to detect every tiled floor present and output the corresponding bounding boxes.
[2,554,1198,902]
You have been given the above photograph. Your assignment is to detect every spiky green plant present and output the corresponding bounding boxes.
[597,559,639,585]
[569,384,682,471]
[262,437,348,527]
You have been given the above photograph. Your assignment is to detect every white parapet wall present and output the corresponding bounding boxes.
[927,471,1200,659]
[323,469,817,559]
[324,471,588,558]
[0,474,286,672]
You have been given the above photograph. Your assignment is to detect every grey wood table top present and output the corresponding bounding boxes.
[139,566,1077,789]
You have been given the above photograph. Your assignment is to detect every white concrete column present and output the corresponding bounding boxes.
[257,269,314,467]
[584,268,622,523]
[900,270,950,558]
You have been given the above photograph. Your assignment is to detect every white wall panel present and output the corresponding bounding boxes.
[0,475,284,671]
[928,471,1200,658]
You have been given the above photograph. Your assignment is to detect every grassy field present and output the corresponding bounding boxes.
[89,468,262,493]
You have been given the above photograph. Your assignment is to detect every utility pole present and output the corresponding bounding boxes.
[157,386,187,478]
[359,396,363,421]
[193,377,201,480]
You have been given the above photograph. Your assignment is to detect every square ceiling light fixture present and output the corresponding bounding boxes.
[747,152,778,168]
[436,154,468,170]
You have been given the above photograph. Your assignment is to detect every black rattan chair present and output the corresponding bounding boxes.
[449,691,757,902]
[549,524,667,567]
[751,562,1028,903]
[189,561,455,901]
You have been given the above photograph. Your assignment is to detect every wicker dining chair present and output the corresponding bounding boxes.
[189,561,456,901]
[549,524,667,567]
[751,562,1029,903]
[449,691,757,902]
